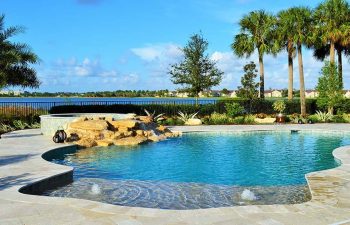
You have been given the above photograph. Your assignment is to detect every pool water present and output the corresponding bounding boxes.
[44,131,350,209]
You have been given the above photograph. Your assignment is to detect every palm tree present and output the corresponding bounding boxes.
[312,42,349,86]
[276,9,297,100]
[289,7,313,117]
[0,14,40,89]
[231,10,276,99]
[314,0,350,64]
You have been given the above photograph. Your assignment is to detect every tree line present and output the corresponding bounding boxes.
[232,0,350,115]
[16,90,171,98]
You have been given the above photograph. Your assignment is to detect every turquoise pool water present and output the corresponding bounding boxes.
[44,131,350,209]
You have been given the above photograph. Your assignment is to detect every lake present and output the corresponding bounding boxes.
[0,97,220,112]
[0,97,218,104]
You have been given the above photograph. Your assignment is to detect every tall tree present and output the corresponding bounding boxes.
[231,10,276,99]
[236,61,259,113]
[288,7,313,117]
[316,61,343,114]
[169,33,223,104]
[236,61,259,100]
[314,0,350,64]
[276,9,297,100]
[0,15,40,89]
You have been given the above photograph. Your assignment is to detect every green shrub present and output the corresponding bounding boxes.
[161,117,184,126]
[50,99,321,117]
[225,102,245,117]
[0,123,14,134]
[244,115,256,124]
[233,116,245,124]
[287,113,307,124]
[207,112,232,125]
[177,111,198,123]
[341,114,350,123]
[273,100,286,113]
[29,122,41,129]
[331,115,347,123]
[12,120,29,130]
[307,115,319,123]
[0,120,40,135]
[218,99,318,115]
[315,111,333,122]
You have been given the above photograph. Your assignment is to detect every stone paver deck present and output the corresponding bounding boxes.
[1,124,350,224]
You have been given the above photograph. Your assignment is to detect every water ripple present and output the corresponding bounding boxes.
[44,178,311,210]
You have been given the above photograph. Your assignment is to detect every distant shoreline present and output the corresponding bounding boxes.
[0,96,223,99]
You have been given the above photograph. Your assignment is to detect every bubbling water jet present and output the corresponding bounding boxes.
[241,189,257,201]
[91,184,101,195]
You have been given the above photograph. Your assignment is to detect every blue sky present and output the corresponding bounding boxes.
[3,0,346,92]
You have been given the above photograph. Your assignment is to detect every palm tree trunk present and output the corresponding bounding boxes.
[259,54,265,99]
[338,49,343,87]
[330,41,335,64]
[288,43,294,100]
[297,44,306,117]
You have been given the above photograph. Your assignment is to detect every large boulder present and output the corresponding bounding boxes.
[137,116,153,124]
[101,130,115,139]
[64,116,181,148]
[76,138,97,148]
[96,139,114,147]
[108,120,138,130]
[114,136,148,146]
[112,132,123,139]
[66,128,101,140]
[69,120,108,131]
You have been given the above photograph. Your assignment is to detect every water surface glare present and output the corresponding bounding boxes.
[44,131,350,209]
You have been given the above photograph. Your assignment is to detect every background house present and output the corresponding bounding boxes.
[0,90,22,96]
[344,90,350,98]
[176,92,189,98]
[264,90,282,98]
[229,91,237,98]
[305,90,319,98]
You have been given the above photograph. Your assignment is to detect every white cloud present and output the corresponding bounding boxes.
[131,43,184,89]
[131,47,161,61]
[36,57,144,91]
[122,73,139,83]
[99,70,118,77]
[36,48,350,92]
[51,57,118,78]
[131,43,183,62]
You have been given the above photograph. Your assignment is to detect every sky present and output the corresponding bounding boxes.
[2,0,348,92]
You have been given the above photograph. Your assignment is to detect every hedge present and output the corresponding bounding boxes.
[50,104,215,117]
[49,99,322,116]
[216,99,318,115]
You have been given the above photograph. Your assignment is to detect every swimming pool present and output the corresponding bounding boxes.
[43,131,350,209]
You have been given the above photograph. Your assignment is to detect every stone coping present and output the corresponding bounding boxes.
[0,124,350,224]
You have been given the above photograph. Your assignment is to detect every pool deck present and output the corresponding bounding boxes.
[1,124,350,225]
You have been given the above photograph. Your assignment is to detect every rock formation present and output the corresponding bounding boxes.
[65,116,181,148]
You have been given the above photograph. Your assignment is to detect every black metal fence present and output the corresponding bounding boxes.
[0,99,218,118]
